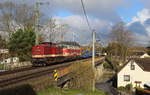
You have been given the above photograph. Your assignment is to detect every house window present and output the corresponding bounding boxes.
[131,63,135,70]
[124,75,130,81]
[130,61,135,70]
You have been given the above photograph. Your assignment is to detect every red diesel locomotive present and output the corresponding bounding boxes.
[32,42,81,66]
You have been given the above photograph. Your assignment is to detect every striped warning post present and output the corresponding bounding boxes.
[53,70,58,81]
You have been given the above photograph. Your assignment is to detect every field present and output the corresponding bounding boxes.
[38,87,106,95]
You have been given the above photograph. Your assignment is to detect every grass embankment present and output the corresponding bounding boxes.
[38,87,106,95]
[0,64,11,70]
[0,63,15,70]
[0,64,4,70]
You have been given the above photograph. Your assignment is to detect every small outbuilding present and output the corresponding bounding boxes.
[1,57,19,64]
[140,53,150,58]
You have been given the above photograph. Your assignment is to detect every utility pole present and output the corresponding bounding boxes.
[80,0,96,91]
[92,29,96,91]
[92,30,95,70]
[60,25,63,42]
[73,31,75,42]
[60,25,65,42]
[35,2,49,45]
[35,2,40,45]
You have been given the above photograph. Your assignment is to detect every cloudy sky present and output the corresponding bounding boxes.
[49,0,150,46]
[2,0,150,46]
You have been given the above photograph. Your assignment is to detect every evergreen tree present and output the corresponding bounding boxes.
[8,28,36,61]
[0,35,7,49]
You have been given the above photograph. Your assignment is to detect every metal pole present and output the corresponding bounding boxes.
[35,2,40,45]
[73,31,75,42]
[35,2,49,45]
[92,30,95,91]
[92,30,95,69]
[61,25,64,42]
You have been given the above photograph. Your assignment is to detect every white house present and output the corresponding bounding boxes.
[140,53,150,58]
[0,57,19,64]
[117,58,150,88]
[0,49,9,54]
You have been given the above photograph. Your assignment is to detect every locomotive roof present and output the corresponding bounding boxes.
[41,42,56,45]
[58,41,80,46]
[40,41,80,47]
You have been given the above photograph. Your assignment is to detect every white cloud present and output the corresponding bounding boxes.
[129,9,150,25]
[32,0,128,45]
[54,15,111,45]
[127,8,150,46]
[55,15,109,31]
[134,33,150,46]
[50,0,127,22]
[47,0,128,45]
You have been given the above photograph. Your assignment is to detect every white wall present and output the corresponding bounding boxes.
[118,61,150,88]
[140,53,150,58]
[1,57,19,64]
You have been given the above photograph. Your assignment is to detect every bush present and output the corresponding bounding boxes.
[118,84,133,91]
[125,84,132,91]
[118,86,126,91]
[69,62,95,91]
[102,62,112,69]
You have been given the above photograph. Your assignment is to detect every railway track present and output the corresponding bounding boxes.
[0,64,70,88]
[0,57,94,76]
[0,58,94,89]
[0,57,92,76]
[0,66,36,76]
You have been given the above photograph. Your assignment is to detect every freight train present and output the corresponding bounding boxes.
[32,42,84,66]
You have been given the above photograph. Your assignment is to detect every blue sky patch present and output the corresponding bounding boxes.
[116,0,144,23]
[56,10,72,17]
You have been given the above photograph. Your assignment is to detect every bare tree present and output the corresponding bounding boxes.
[0,2,15,33]
[41,18,68,42]
[57,24,69,42]
[48,18,57,42]
[0,1,67,43]
[111,22,133,46]
[109,22,134,62]
[0,1,35,36]
[15,4,35,29]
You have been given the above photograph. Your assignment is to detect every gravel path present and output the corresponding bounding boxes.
[96,82,119,95]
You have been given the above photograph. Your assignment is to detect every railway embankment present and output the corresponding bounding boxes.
[0,57,105,95]
[55,57,105,89]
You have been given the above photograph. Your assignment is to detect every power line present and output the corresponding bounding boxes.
[80,0,95,91]
[95,32,105,46]
[80,0,92,31]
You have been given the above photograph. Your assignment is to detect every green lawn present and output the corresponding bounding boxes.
[0,64,4,70]
[38,87,106,95]
[0,64,11,70]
